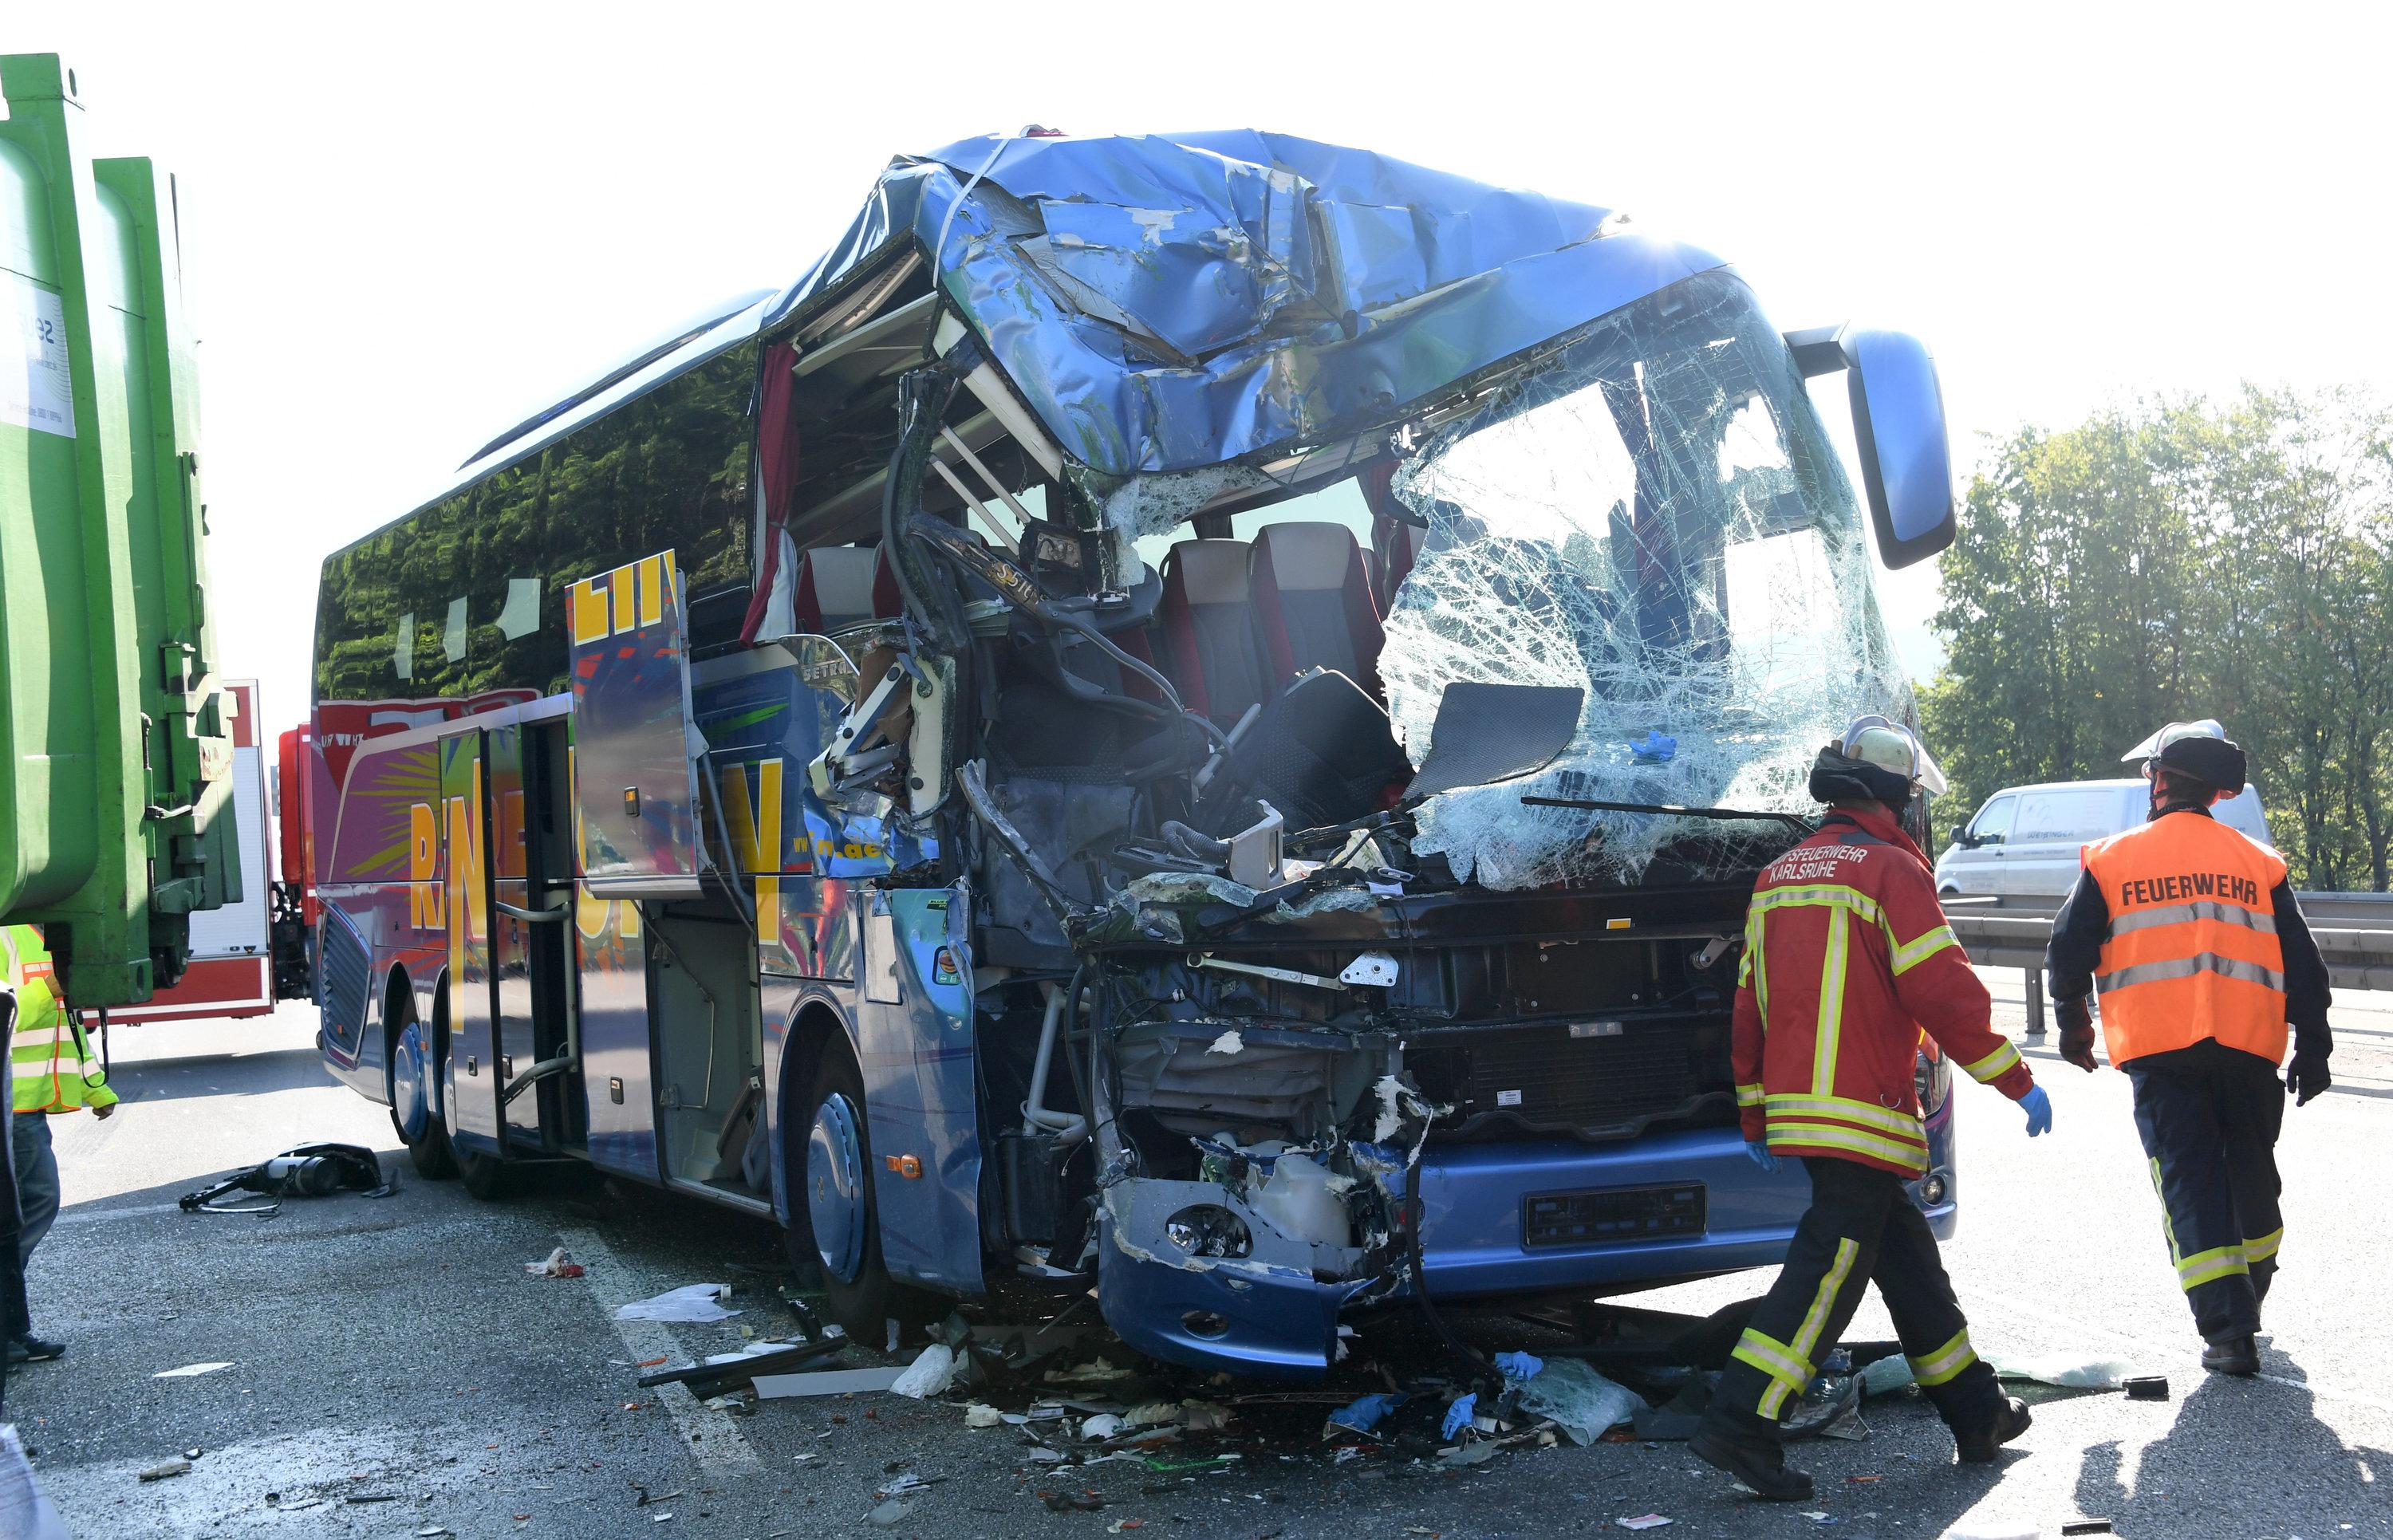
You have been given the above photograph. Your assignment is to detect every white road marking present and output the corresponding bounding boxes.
[558,1224,762,1471]
[49,1200,189,1227]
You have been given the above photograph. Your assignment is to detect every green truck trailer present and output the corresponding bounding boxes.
[0,53,236,1007]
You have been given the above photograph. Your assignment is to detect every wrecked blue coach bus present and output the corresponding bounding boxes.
[307,131,1965,1377]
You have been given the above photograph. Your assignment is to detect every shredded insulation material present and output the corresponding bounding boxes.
[1378,270,1910,886]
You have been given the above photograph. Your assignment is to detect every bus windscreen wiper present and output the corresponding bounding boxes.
[1521,794,1813,833]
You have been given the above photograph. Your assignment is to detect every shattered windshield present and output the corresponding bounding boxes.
[1378,269,1907,887]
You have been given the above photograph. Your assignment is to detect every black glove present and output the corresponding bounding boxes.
[2055,995,2099,1073]
[2285,1050,2330,1106]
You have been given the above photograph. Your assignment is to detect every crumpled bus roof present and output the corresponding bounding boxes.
[770,131,1725,480]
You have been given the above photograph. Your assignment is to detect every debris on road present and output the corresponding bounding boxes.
[751,1366,906,1399]
[177,1143,396,1215]
[1509,1357,1638,1445]
[136,1459,191,1482]
[1857,1355,1914,1396]
[1322,1392,1402,1438]
[614,1284,738,1323]
[865,1499,913,1526]
[889,1345,956,1399]
[1494,1351,1544,1381]
[638,1342,845,1399]
[1617,1516,1673,1531]
[152,1362,233,1379]
[524,1247,585,1278]
[1985,1350,2136,1389]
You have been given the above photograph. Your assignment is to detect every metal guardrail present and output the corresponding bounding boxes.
[1944,890,2393,1032]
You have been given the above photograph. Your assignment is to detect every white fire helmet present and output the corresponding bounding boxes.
[1840,714,1949,796]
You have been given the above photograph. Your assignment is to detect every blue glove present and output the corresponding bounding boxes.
[2020,1085,2052,1137]
[1745,1139,1780,1174]
[1441,1392,1477,1440]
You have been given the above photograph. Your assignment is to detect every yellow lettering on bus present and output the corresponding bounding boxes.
[571,577,611,646]
[609,562,637,636]
[409,802,444,931]
[719,758,785,921]
[445,761,487,987]
[637,553,666,628]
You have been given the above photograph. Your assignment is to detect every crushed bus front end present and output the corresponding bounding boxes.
[764,133,1962,1375]
[1077,881,1958,1376]
[302,128,1964,1380]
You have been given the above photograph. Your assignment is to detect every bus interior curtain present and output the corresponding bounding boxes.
[739,342,804,644]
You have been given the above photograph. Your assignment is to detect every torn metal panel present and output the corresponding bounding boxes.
[766,132,1724,489]
[1378,268,1907,886]
[1110,1019,1380,1140]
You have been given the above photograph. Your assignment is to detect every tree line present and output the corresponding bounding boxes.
[1918,387,2393,892]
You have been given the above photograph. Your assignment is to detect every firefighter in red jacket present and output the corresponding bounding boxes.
[1693,716,2045,1502]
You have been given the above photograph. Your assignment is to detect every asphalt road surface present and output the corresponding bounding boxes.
[12,975,2392,1539]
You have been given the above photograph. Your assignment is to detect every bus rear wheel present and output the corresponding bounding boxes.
[455,1144,509,1201]
[798,1041,936,1343]
[388,998,457,1180]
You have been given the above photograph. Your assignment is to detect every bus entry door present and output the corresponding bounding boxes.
[443,723,577,1157]
[489,722,578,1146]
[440,727,501,1156]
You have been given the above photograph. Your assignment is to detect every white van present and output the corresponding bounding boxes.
[1934,778,2275,897]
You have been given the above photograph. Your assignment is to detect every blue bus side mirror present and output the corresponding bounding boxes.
[1784,325,1957,570]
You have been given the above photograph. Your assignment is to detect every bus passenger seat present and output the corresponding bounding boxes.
[792,546,881,634]
[1250,522,1385,697]
[1158,540,1268,725]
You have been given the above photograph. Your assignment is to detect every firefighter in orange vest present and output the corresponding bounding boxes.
[1692,717,2040,1503]
[2044,721,2332,1377]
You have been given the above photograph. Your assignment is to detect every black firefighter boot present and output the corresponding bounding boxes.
[2202,1335,2261,1377]
[1953,1396,2033,1463]
[1690,1402,1814,1502]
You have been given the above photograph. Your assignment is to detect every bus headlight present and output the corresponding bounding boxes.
[1165,1205,1252,1258]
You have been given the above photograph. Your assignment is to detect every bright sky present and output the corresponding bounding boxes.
[17,3,2391,731]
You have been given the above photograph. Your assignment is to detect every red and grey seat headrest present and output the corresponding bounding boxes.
[793,546,881,634]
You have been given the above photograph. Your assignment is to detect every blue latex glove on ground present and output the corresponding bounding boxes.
[2020,1085,2053,1136]
[1441,1392,1477,1440]
[1744,1139,1780,1174]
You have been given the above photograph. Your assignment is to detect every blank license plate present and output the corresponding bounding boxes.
[1524,1184,1707,1249]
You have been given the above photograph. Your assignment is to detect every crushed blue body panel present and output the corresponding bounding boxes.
[770,132,1725,479]
[854,888,984,1294]
[1104,1105,1960,1379]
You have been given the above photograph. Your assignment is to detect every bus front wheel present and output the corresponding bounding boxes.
[798,1042,936,1342]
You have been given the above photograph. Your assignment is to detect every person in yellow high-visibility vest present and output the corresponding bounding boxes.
[3,925,115,1365]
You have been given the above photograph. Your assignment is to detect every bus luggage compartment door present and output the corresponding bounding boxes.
[569,551,708,900]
